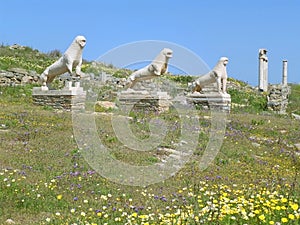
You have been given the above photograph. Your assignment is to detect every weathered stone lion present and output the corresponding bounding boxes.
[125,48,173,88]
[40,35,86,87]
[190,57,228,94]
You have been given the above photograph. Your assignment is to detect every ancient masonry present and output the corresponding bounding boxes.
[186,83,231,112]
[186,56,231,112]
[117,80,171,113]
[267,60,290,113]
[32,82,86,110]
[0,68,40,86]
[267,84,290,113]
[258,49,268,92]
[258,49,291,113]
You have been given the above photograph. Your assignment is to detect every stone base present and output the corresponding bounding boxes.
[32,82,86,110]
[186,92,231,112]
[117,89,171,113]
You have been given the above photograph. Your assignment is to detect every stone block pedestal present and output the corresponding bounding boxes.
[117,89,171,113]
[32,82,86,110]
[186,92,231,112]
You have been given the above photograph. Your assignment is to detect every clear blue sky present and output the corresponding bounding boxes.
[1,0,299,85]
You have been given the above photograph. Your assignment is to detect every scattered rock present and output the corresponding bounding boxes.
[5,219,15,224]
[231,103,247,108]
[21,75,33,84]
[95,101,117,110]
[8,68,28,75]
[0,69,39,86]
[292,113,300,120]
[9,44,25,50]
[294,143,300,151]
[252,142,261,148]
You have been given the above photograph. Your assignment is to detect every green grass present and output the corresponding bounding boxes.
[227,78,268,113]
[287,84,300,115]
[0,46,58,74]
[0,85,299,224]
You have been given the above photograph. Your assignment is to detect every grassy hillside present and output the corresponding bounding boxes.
[0,83,300,224]
[0,45,131,78]
[0,45,300,224]
[0,45,59,74]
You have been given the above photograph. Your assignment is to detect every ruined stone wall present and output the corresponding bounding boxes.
[0,68,40,86]
[267,85,291,113]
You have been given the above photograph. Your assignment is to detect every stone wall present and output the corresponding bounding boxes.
[0,68,40,86]
[267,84,291,113]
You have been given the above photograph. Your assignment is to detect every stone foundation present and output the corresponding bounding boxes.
[32,82,86,110]
[117,90,171,113]
[187,92,231,112]
[186,84,231,112]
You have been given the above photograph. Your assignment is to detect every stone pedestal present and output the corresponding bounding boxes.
[32,82,86,110]
[186,91,231,112]
[117,89,171,113]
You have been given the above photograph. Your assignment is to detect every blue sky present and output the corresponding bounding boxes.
[1,0,299,85]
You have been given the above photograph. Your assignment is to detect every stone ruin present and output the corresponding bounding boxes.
[258,49,291,113]
[32,81,86,110]
[0,68,40,86]
[267,84,290,113]
[258,49,268,92]
[186,57,231,112]
[267,60,291,113]
[32,35,87,110]
[117,80,171,113]
[5,39,293,114]
[117,48,173,113]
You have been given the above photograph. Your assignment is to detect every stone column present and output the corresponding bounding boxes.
[258,49,268,92]
[282,60,288,86]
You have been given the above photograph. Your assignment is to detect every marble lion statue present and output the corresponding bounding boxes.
[125,48,173,88]
[190,57,229,94]
[39,35,86,87]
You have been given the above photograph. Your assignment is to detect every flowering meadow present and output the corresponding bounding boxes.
[0,85,300,225]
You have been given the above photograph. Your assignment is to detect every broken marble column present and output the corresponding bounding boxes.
[258,49,268,92]
[282,60,288,86]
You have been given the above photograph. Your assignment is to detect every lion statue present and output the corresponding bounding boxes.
[39,35,86,87]
[190,57,229,94]
[125,48,173,88]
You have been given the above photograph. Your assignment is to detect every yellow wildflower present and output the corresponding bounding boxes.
[290,203,299,211]
[288,214,295,220]
[56,194,62,200]
[258,214,265,221]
